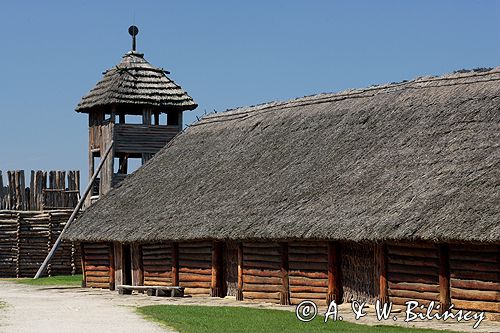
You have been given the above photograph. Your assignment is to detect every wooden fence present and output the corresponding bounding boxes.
[0,170,80,211]
[0,210,81,278]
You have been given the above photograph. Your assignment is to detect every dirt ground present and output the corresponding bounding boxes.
[0,281,499,333]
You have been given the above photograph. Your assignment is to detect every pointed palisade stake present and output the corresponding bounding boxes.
[34,142,114,279]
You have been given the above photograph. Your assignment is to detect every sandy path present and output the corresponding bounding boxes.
[0,282,172,333]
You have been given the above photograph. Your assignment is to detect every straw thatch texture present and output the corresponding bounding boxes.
[65,68,500,243]
[76,52,197,113]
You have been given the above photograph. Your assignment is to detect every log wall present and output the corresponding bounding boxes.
[449,244,500,314]
[142,243,173,286]
[0,210,81,278]
[386,242,440,307]
[242,242,282,304]
[341,242,377,304]
[178,241,212,296]
[82,242,113,289]
[288,241,328,305]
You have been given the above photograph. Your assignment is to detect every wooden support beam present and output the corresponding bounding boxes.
[439,243,451,313]
[172,242,179,286]
[113,242,123,289]
[327,241,342,304]
[131,244,143,287]
[109,243,115,290]
[279,242,290,305]
[237,242,243,301]
[376,243,388,304]
[154,112,160,125]
[210,241,223,297]
[81,243,87,288]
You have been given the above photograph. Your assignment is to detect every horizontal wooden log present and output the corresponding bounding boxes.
[452,299,500,313]
[288,254,328,263]
[85,265,110,271]
[289,276,327,287]
[288,261,328,271]
[178,267,212,275]
[243,275,282,285]
[85,270,110,277]
[143,271,172,278]
[290,286,328,293]
[243,284,282,292]
[243,291,280,300]
[449,244,499,253]
[289,270,328,279]
[450,278,500,292]
[179,241,212,249]
[390,297,436,307]
[388,289,439,301]
[451,287,500,302]
[288,247,327,255]
[141,276,171,282]
[243,254,280,263]
[144,280,172,287]
[389,273,439,284]
[290,292,327,300]
[184,287,211,295]
[388,263,438,277]
[179,281,211,288]
[450,270,500,282]
[449,251,498,263]
[179,273,212,282]
[143,265,171,272]
[242,242,279,249]
[387,246,439,259]
[143,259,171,266]
[86,276,110,283]
[176,246,211,254]
[179,260,211,269]
[449,260,500,273]
[243,268,281,278]
[179,253,213,261]
[243,246,280,256]
[387,255,439,268]
[243,260,280,270]
[387,242,437,250]
[388,281,440,293]
[86,282,110,289]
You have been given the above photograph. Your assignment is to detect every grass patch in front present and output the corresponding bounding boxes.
[137,305,459,333]
[9,275,82,286]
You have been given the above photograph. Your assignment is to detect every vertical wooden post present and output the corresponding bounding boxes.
[376,243,388,304]
[327,241,342,304]
[279,242,290,305]
[172,242,179,286]
[236,242,243,301]
[131,244,143,287]
[211,241,222,297]
[119,114,125,124]
[439,243,451,313]
[113,242,123,289]
[80,243,87,287]
[109,243,115,291]
[154,112,160,125]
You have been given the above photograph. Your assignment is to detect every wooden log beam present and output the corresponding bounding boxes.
[113,242,122,289]
[237,242,243,301]
[80,243,86,287]
[327,241,342,304]
[210,241,223,297]
[131,244,143,287]
[439,244,451,313]
[279,242,290,305]
[376,243,389,304]
[172,242,179,286]
[109,242,115,290]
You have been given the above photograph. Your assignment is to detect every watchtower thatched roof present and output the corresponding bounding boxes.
[76,52,197,113]
[65,68,500,244]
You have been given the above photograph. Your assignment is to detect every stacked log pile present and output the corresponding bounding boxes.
[81,243,112,288]
[178,241,212,296]
[242,242,282,304]
[288,241,328,305]
[142,243,173,286]
[387,242,440,307]
[449,244,500,314]
[0,210,81,278]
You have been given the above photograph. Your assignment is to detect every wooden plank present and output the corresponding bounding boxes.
[280,242,290,305]
[451,287,500,302]
[450,278,500,292]
[439,244,451,310]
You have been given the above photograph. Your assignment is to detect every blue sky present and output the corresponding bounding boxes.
[0,1,499,182]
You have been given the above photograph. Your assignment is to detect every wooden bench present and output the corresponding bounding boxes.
[117,285,184,297]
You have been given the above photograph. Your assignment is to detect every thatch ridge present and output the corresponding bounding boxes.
[65,68,500,243]
[76,52,197,113]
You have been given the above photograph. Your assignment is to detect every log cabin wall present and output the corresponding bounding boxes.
[81,242,113,289]
[386,242,440,308]
[341,242,377,304]
[142,243,173,286]
[178,241,212,296]
[288,241,328,305]
[449,244,500,315]
[241,242,282,304]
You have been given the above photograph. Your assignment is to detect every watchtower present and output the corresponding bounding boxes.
[76,26,197,203]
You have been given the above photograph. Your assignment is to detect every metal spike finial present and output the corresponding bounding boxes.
[128,25,139,51]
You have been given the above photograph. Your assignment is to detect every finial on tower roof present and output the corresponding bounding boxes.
[128,25,139,52]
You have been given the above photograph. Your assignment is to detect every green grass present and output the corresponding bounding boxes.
[9,275,82,286]
[137,305,459,333]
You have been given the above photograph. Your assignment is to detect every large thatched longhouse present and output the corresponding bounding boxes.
[65,66,500,318]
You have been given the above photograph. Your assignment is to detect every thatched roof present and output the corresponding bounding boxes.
[76,51,197,113]
[65,68,500,243]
